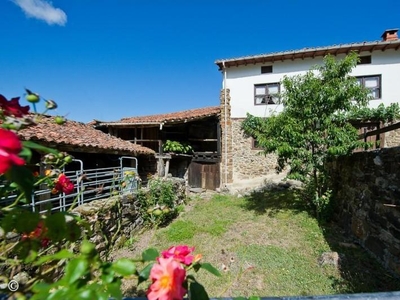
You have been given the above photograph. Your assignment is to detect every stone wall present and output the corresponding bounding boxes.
[328,147,400,276]
[385,128,400,148]
[219,88,277,183]
[231,119,278,181]
[220,89,233,185]
[72,177,187,257]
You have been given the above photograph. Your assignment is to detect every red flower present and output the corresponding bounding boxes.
[161,245,195,266]
[147,257,187,300]
[0,95,30,117]
[52,173,74,195]
[21,220,50,248]
[0,129,25,174]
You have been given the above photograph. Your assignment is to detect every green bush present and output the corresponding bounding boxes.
[163,140,192,154]
[136,177,186,227]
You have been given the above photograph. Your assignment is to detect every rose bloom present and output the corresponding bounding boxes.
[161,245,195,266]
[0,95,29,117]
[147,257,186,300]
[0,129,25,174]
[21,220,50,248]
[52,174,74,195]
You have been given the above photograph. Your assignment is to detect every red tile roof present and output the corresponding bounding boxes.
[94,106,220,126]
[18,115,154,155]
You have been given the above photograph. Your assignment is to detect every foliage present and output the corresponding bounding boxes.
[163,140,193,154]
[136,177,185,226]
[339,102,400,123]
[242,52,398,218]
[0,90,218,300]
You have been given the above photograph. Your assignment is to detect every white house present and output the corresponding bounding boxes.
[215,29,400,185]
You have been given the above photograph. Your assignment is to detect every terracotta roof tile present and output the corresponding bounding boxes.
[95,106,220,126]
[18,115,154,155]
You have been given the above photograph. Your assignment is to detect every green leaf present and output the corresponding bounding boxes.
[32,282,51,294]
[24,248,38,263]
[107,281,123,300]
[45,213,67,242]
[100,268,115,284]
[1,209,40,233]
[22,140,59,155]
[141,248,159,262]
[249,297,261,300]
[193,262,201,272]
[19,147,32,162]
[15,211,40,233]
[66,221,82,242]
[5,165,34,201]
[94,288,109,300]
[47,287,68,300]
[111,258,137,276]
[189,281,209,300]
[34,249,74,266]
[64,258,89,284]
[200,262,221,277]
[76,289,96,300]
[138,262,154,284]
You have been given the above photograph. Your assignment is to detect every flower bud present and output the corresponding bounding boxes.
[45,100,58,110]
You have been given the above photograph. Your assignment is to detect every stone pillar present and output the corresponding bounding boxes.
[219,88,233,186]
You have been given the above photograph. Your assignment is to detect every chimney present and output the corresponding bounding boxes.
[381,28,398,41]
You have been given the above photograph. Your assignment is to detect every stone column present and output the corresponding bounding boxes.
[219,88,233,186]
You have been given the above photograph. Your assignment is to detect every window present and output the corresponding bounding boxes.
[356,75,381,99]
[251,137,262,150]
[254,83,280,105]
[358,56,372,65]
[261,65,273,74]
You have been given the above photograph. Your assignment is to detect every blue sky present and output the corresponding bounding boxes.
[1,0,399,122]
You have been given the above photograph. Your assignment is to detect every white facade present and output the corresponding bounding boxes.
[223,49,400,118]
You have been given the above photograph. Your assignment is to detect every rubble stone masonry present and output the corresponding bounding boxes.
[219,89,233,185]
[231,118,278,181]
[328,147,400,276]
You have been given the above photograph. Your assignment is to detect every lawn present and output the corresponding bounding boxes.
[115,188,400,298]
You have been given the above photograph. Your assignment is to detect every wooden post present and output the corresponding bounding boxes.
[217,123,221,158]
[164,159,170,178]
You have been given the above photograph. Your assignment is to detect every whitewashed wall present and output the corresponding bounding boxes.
[223,49,400,118]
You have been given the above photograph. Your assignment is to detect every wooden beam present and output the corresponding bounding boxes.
[358,121,400,139]
[217,123,221,157]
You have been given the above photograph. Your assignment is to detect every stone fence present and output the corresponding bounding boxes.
[328,147,400,276]
[73,177,187,257]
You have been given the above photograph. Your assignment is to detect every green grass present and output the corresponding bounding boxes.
[123,189,400,297]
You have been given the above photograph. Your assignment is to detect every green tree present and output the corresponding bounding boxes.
[242,52,398,218]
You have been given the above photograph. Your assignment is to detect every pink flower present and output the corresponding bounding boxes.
[147,257,186,300]
[0,129,25,174]
[52,174,74,195]
[161,245,195,266]
[0,95,30,117]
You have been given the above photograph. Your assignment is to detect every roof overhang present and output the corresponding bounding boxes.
[215,40,400,70]
[96,115,219,128]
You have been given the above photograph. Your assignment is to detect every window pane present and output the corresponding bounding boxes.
[267,84,279,94]
[364,77,378,88]
[255,96,265,104]
[369,88,379,99]
[270,95,280,104]
[255,86,265,95]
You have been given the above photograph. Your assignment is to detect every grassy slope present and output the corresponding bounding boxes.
[124,190,400,297]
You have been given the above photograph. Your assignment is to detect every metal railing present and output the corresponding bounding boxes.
[0,157,139,213]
